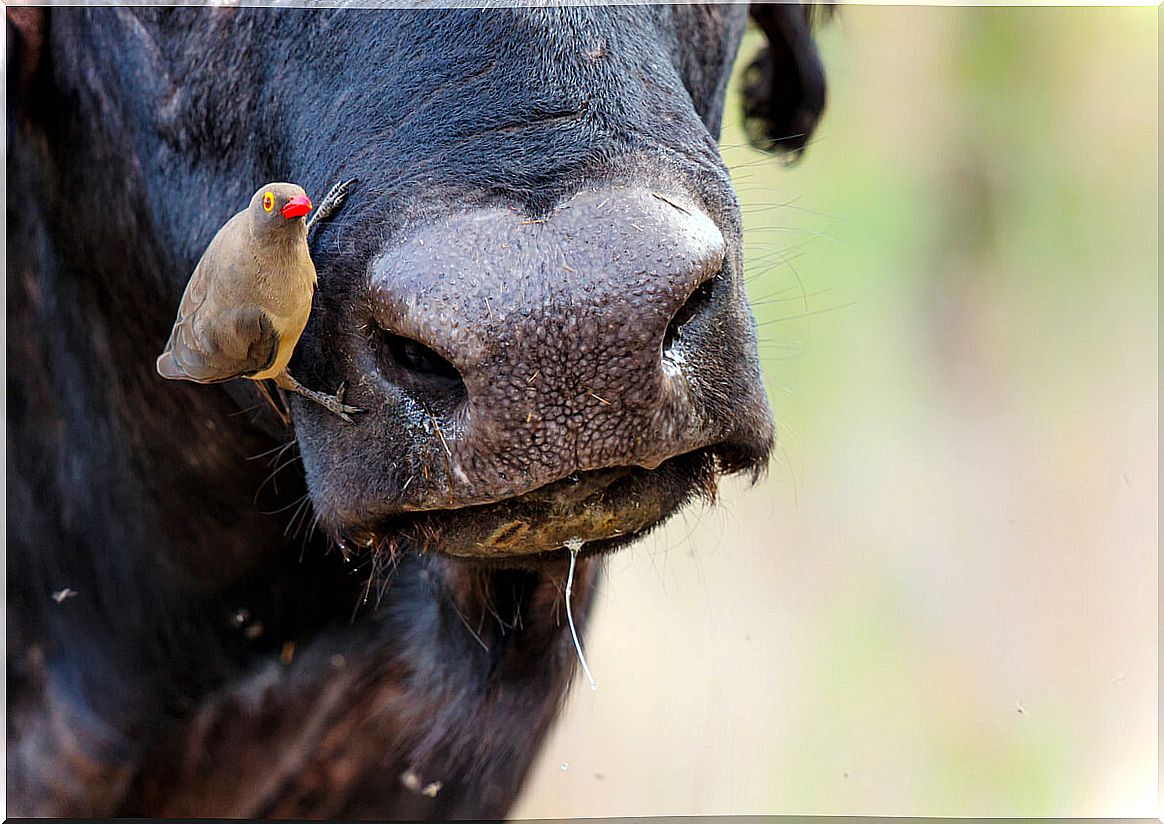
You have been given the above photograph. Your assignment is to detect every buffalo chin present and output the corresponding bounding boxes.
[332,442,769,567]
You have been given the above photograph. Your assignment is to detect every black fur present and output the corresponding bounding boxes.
[6,6,825,817]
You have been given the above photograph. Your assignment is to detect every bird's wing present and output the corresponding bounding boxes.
[158,304,280,383]
[168,211,251,329]
[158,211,286,383]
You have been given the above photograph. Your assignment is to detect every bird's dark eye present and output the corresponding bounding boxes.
[262,191,275,213]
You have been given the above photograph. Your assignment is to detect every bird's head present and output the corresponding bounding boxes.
[249,182,313,228]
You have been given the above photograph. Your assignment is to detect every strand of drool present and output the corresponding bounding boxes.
[564,540,598,692]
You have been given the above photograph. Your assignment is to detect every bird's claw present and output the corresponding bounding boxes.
[321,383,363,424]
[307,177,359,232]
[282,375,363,423]
[328,383,364,424]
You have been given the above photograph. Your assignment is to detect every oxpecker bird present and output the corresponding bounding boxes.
[157,180,360,422]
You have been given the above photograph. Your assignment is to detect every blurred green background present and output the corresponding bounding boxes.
[513,6,1157,819]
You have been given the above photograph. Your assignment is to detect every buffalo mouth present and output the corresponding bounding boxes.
[332,443,767,565]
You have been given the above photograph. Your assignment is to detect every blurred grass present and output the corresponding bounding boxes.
[513,7,1157,819]
[730,8,1157,436]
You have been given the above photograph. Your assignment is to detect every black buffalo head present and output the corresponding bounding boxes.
[7,7,827,816]
[8,6,825,566]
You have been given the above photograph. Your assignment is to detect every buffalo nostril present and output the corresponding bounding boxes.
[370,327,467,411]
[391,336,459,380]
[663,273,719,355]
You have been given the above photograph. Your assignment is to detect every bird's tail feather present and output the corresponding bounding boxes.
[156,349,187,381]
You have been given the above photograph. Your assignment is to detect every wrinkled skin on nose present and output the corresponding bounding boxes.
[371,188,726,493]
[298,183,774,555]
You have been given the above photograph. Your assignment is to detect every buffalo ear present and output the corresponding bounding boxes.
[741,3,828,160]
[7,8,47,109]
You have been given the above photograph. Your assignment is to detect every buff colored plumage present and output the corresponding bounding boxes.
[157,180,360,422]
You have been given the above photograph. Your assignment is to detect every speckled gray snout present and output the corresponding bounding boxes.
[346,186,771,517]
[371,190,688,488]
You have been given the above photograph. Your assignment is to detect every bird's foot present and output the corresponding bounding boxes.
[278,373,363,423]
[305,382,363,424]
[307,177,359,232]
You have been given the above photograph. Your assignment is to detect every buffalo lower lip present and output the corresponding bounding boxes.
[338,447,734,561]
[386,486,670,559]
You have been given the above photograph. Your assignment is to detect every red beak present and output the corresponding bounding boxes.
[281,195,312,219]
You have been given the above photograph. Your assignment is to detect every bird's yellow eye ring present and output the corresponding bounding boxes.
[262,191,275,213]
